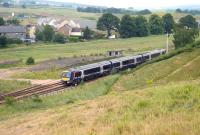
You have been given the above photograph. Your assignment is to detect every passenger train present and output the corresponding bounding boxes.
[61,49,166,85]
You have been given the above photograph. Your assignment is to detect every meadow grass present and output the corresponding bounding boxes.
[0,47,200,135]
[0,79,200,135]
[0,7,102,20]
[13,68,63,80]
[0,35,172,63]
[0,80,31,93]
[0,74,120,120]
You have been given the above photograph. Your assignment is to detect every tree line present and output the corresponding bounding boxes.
[0,17,20,26]
[96,13,199,49]
[77,7,151,15]
[176,8,200,15]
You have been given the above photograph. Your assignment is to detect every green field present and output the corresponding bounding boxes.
[0,35,172,63]
[0,7,101,20]
[0,45,200,134]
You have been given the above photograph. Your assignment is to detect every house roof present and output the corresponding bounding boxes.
[0,26,26,33]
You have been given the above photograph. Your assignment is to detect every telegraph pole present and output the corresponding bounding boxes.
[166,32,169,54]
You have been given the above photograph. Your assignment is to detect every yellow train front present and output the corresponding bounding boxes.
[61,70,82,86]
[61,70,72,85]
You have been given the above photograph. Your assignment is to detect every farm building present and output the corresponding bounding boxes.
[107,50,123,57]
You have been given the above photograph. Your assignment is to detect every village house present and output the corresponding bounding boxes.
[0,25,26,40]
[38,18,82,37]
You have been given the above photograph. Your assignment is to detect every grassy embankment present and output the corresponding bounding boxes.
[0,80,31,94]
[0,46,200,134]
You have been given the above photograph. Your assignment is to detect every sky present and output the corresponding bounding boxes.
[53,0,200,9]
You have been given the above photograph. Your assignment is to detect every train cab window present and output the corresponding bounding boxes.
[62,72,71,78]
[103,64,111,70]
[74,71,82,78]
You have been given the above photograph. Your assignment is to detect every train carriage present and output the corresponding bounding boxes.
[61,49,166,85]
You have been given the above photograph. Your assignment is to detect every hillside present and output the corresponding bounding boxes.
[0,47,200,134]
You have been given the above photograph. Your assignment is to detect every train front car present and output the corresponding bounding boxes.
[61,70,73,85]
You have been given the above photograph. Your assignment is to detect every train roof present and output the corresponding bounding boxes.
[71,61,111,71]
[110,54,142,63]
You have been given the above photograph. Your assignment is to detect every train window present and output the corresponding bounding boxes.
[84,67,101,75]
[122,59,135,65]
[74,71,82,77]
[144,55,150,59]
[113,62,120,67]
[136,57,142,62]
[129,59,135,64]
[151,53,160,58]
[103,64,111,70]
[122,60,129,65]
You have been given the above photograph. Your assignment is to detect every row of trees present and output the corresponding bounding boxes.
[77,7,151,15]
[0,17,20,26]
[96,13,199,49]
[97,13,175,38]
[176,9,200,15]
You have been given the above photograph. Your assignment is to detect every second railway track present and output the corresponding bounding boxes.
[0,81,67,104]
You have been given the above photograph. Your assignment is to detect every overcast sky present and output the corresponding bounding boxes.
[53,0,200,9]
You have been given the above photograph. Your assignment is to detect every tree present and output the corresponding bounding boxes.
[83,26,92,40]
[162,13,175,34]
[0,36,7,48]
[119,15,136,38]
[173,26,198,49]
[176,8,182,13]
[43,25,54,42]
[54,33,65,43]
[35,29,43,41]
[149,14,164,35]
[0,17,5,26]
[134,16,149,37]
[179,15,198,29]
[97,13,120,37]
[137,9,152,15]
[7,19,20,25]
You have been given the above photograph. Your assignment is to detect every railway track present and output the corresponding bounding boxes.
[0,81,67,104]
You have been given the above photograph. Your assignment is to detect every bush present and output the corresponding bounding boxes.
[0,36,7,48]
[26,57,35,65]
[32,94,42,103]
[7,38,22,44]
[53,33,66,43]
[69,36,80,42]
[5,96,15,105]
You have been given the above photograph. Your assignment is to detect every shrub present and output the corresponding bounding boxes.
[32,94,42,103]
[26,57,35,65]
[7,38,22,44]
[69,36,80,42]
[53,33,66,43]
[5,96,15,105]
[0,36,7,48]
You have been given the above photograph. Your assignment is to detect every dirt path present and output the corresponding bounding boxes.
[0,68,27,80]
